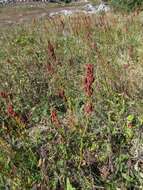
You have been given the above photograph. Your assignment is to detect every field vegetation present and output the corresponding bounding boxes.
[0,4,143,190]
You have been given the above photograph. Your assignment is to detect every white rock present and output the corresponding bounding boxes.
[49,3,110,17]
[97,3,110,12]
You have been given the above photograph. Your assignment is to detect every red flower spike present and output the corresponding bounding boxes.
[84,102,93,115]
[0,92,8,99]
[50,109,60,127]
[58,89,66,101]
[58,89,64,98]
[47,63,54,74]
[83,64,95,97]
[48,41,56,61]
[7,104,17,118]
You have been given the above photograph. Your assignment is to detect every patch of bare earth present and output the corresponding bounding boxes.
[0,1,87,27]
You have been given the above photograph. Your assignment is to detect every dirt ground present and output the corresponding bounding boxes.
[0,1,87,27]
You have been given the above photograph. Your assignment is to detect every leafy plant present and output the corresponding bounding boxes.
[66,178,76,190]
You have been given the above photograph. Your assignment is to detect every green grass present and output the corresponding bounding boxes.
[0,11,143,189]
[108,0,143,11]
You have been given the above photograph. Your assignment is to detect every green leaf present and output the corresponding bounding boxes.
[127,115,134,122]
[125,127,134,139]
[122,173,133,182]
[66,178,76,190]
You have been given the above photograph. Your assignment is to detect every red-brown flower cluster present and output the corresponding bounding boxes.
[84,64,95,97]
[48,41,56,61]
[0,91,8,99]
[83,64,95,116]
[58,89,67,101]
[58,89,65,98]
[47,63,54,74]
[0,92,20,120]
[84,102,93,115]
[50,109,60,127]
[7,104,17,118]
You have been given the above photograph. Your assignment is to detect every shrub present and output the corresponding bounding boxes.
[109,0,143,11]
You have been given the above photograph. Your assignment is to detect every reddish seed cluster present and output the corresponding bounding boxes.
[50,109,60,127]
[84,64,95,97]
[127,122,133,129]
[7,104,17,118]
[48,41,56,61]
[91,42,98,51]
[0,91,8,99]
[0,91,18,118]
[83,64,95,116]
[58,89,64,98]
[123,64,130,69]
[47,63,54,74]
[58,89,67,101]
[84,102,93,115]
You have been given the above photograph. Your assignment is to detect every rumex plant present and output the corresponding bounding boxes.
[83,64,94,97]
[48,40,56,62]
[50,108,60,128]
[7,104,17,118]
[83,64,95,115]
[0,92,9,99]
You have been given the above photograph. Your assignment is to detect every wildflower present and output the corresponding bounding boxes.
[59,90,65,98]
[50,109,60,127]
[123,64,130,69]
[48,41,56,61]
[58,89,66,101]
[91,42,97,50]
[100,166,109,180]
[47,63,54,74]
[84,102,93,115]
[127,123,133,128]
[84,64,95,97]
[7,104,17,117]
[0,92,8,99]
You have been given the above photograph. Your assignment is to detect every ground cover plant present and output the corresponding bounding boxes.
[108,0,143,11]
[0,10,143,189]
